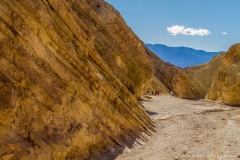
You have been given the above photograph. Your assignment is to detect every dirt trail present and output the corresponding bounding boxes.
[116,96,240,160]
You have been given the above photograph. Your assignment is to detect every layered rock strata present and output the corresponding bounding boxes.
[0,0,154,159]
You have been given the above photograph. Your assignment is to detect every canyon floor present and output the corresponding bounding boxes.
[116,96,240,160]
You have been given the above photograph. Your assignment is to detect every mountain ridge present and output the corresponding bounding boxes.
[145,43,222,68]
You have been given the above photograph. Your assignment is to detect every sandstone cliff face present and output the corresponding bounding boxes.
[75,0,153,98]
[173,43,240,106]
[0,0,154,159]
[145,48,181,94]
[207,44,240,106]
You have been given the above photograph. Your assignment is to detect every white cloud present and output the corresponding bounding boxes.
[222,32,228,35]
[167,25,211,36]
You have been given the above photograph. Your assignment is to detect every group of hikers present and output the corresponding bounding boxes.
[146,91,161,96]
[146,90,174,96]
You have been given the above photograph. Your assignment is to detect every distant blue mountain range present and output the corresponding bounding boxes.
[145,43,222,68]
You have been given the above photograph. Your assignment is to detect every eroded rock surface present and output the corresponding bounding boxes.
[173,54,224,99]
[173,44,240,106]
[0,0,154,159]
[207,44,240,106]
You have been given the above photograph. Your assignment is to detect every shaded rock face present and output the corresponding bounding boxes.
[0,0,154,159]
[173,43,240,106]
[145,48,181,94]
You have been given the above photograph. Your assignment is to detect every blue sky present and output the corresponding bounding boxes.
[105,0,240,51]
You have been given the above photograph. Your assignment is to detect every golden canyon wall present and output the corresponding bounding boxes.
[207,44,240,106]
[0,0,154,159]
[173,44,240,106]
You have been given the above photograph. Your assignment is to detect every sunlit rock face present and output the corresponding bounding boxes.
[172,54,224,99]
[0,0,154,159]
[173,43,240,106]
[207,44,240,106]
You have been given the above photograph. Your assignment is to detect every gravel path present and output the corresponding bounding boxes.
[116,96,240,160]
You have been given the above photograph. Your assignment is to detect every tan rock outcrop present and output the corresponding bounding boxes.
[0,0,154,159]
[173,43,240,106]
[207,44,240,106]
[173,53,224,99]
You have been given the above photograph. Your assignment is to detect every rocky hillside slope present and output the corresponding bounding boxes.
[172,54,224,99]
[0,0,155,159]
[173,44,240,106]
